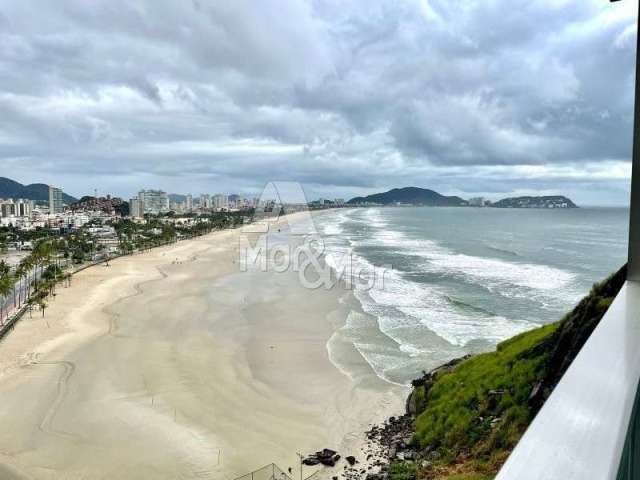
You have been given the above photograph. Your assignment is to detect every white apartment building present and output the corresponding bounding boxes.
[138,190,169,215]
[0,198,33,218]
[129,198,144,218]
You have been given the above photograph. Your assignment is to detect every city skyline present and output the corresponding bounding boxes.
[0,1,637,206]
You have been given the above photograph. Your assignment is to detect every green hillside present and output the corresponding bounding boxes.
[347,187,468,206]
[393,265,627,480]
[0,177,77,204]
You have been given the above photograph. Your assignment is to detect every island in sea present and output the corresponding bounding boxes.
[346,187,578,209]
[491,195,577,209]
[347,187,468,207]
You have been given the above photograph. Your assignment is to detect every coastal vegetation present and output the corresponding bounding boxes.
[347,187,468,207]
[0,210,253,330]
[389,265,627,480]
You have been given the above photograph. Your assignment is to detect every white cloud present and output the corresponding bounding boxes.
[0,0,635,205]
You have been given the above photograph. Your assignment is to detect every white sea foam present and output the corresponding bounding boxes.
[359,226,579,298]
[317,209,581,385]
[365,269,536,347]
[424,251,575,291]
[320,211,348,236]
[362,208,388,228]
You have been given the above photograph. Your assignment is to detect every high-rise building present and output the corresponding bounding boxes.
[199,194,211,209]
[186,194,193,212]
[129,198,144,218]
[213,194,228,210]
[138,190,169,215]
[0,199,33,218]
[49,186,64,214]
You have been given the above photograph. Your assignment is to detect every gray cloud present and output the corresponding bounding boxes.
[0,0,636,205]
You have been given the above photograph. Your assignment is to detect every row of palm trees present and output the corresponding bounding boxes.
[0,212,254,329]
[0,239,72,327]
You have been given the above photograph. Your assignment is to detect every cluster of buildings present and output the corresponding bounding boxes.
[1,186,121,231]
[2,183,343,232]
[468,197,490,207]
[1,186,262,230]
[129,190,259,218]
[308,198,346,209]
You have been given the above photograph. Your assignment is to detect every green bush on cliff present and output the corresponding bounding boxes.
[413,322,558,459]
[408,265,627,478]
[389,461,418,480]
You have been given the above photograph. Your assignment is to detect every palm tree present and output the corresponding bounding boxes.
[0,261,12,314]
[32,240,54,293]
[0,274,13,325]
[20,256,34,300]
[17,260,26,303]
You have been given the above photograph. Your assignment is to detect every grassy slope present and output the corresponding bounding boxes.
[395,265,627,480]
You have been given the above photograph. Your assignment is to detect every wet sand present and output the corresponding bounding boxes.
[0,216,405,479]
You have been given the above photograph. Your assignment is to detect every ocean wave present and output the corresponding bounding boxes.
[444,295,499,316]
[352,342,413,386]
[357,225,578,296]
[364,269,537,347]
[485,244,521,257]
[319,211,348,236]
[316,209,581,386]
[422,251,575,291]
[361,208,388,228]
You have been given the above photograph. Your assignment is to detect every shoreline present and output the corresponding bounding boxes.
[0,211,405,479]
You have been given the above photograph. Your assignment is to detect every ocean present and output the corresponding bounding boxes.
[314,206,629,386]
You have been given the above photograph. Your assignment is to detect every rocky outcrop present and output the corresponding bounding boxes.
[406,355,470,415]
[365,415,416,465]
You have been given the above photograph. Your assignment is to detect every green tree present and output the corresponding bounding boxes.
[0,274,13,324]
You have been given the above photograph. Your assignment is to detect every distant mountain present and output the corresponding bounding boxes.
[0,177,77,204]
[169,193,187,203]
[492,195,577,209]
[347,187,468,206]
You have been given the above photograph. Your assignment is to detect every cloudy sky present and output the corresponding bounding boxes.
[0,0,637,204]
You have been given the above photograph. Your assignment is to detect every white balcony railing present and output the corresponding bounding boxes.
[496,280,640,479]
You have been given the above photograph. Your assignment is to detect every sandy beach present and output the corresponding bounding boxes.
[0,214,406,480]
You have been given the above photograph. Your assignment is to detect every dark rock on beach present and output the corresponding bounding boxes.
[303,448,340,468]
